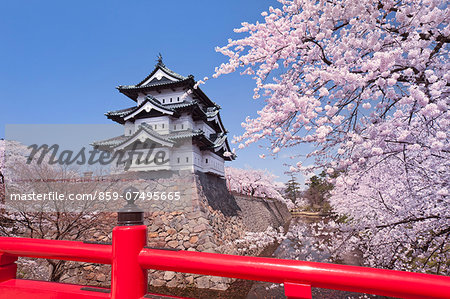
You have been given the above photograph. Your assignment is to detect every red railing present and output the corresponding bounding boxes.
[0,224,449,299]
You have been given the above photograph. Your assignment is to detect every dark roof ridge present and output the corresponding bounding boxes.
[135,62,187,87]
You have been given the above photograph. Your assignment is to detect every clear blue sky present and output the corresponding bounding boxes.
[0,0,309,186]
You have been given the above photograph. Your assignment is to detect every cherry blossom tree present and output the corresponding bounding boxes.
[0,140,119,282]
[213,0,449,273]
[330,143,449,274]
[225,166,293,208]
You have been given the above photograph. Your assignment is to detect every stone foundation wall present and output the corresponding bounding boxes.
[233,193,292,232]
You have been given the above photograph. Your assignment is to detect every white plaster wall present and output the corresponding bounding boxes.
[146,89,192,105]
[171,114,194,131]
[124,121,135,136]
[201,151,225,176]
[135,116,171,134]
[194,121,215,137]
[168,141,197,172]
[137,89,193,106]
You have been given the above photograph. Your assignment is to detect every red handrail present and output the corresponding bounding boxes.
[1,226,449,299]
[139,247,450,299]
[0,236,112,264]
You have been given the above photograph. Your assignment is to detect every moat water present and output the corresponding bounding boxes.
[245,217,380,299]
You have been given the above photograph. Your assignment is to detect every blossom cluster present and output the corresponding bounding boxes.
[214,0,449,273]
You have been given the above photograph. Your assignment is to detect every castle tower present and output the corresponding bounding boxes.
[92,56,235,176]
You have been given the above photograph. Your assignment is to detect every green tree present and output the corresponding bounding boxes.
[304,171,335,211]
[284,174,301,205]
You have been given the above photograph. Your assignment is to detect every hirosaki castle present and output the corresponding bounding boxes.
[93,57,235,176]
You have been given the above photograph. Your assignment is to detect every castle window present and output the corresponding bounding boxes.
[162,124,164,128]
[177,97,180,101]
[205,159,208,164]
[174,125,176,130]
[181,124,184,129]
[170,98,173,103]
[186,157,189,163]
[162,99,165,103]
[177,157,180,163]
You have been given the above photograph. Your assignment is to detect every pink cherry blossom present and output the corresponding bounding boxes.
[212,0,449,273]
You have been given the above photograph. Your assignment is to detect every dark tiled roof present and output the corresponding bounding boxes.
[205,109,220,118]
[167,129,204,140]
[212,134,227,148]
[105,106,135,117]
[200,132,236,160]
[106,96,175,120]
[142,96,175,113]
[117,59,190,92]
[105,98,201,125]
[163,99,197,109]
[116,61,219,108]
[118,77,193,91]
[136,61,188,87]
[92,125,206,149]
[91,135,129,147]
[138,123,175,144]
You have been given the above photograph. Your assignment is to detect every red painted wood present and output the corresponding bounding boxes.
[111,225,148,299]
[138,248,450,299]
[284,282,312,299]
[0,252,17,266]
[0,252,17,284]
[0,264,17,284]
[0,236,112,264]
[0,230,449,299]
[0,279,109,299]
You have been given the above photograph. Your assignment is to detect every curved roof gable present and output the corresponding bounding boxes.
[119,56,189,90]
[136,60,187,87]
[123,97,175,121]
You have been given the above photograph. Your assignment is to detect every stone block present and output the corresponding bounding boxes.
[152,279,165,287]
[195,276,210,289]
[163,271,176,281]
[185,276,194,285]
[193,223,208,233]
[167,240,178,248]
[148,232,159,238]
[96,273,106,282]
[166,279,178,288]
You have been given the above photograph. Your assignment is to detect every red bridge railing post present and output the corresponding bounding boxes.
[111,187,148,299]
[111,224,148,299]
[0,253,17,284]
